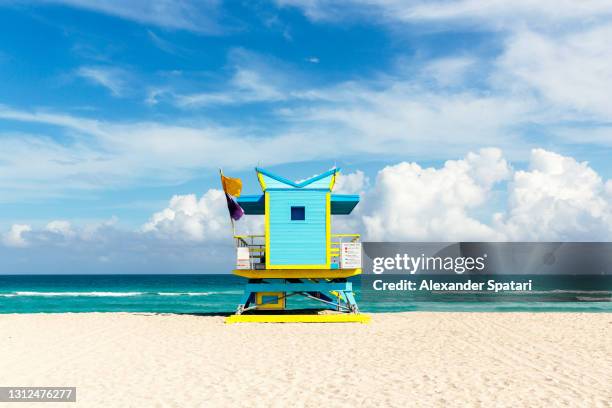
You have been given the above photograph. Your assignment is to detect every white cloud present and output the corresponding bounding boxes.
[2,224,32,247]
[1,25,611,203]
[333,170,367,194]
[357,148,611,241]
[361,148,510,241]
[39,0,222,33]
[76,66,129,97]
[174,68,285,108]
[273,0,612,134]
[147,30,180,55]
[0,218,234,274]
[276,0,612,29]
[142,190,264,241]
[392,0,612,29]
[285,81,535,159]
[497,25,612,119]
[0,105,336,198]
[142,190,228,241]
[422,57,475,87]
[1,148,609,275]
[45,220,74,237]
[496,149,612,240]
[144,88,168,106]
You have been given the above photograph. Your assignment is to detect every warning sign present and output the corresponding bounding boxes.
[340,243,362,269]
[236,247,251,269]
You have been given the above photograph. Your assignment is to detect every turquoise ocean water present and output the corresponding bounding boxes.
[0,275,610,314]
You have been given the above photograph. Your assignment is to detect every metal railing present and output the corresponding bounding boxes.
[330,233,361,268]
[233,233,361,270]
[234,235,265,270]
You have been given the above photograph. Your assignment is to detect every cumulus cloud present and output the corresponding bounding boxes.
[2,224,32,247]
[361,148,510,241]
[142,189,264,241]
[0,218,234,274]
[495,149,612,240]
[333,170,368,194]
[142,190,228,241]
[357,148,611,241]
[45,220,74,238]
[1,148,610,275]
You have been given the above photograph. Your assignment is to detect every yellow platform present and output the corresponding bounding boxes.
[225,314,371,324]
[232,268,362,279]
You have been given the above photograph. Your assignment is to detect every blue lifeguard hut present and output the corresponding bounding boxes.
[226,167,369,323]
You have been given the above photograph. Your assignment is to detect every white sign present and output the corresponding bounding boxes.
[340,243,362,269]
[236,247,251,270]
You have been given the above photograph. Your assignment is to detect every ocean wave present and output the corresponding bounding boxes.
[0,290,243,298]
[158,291,242,296]
[8,291,144,297]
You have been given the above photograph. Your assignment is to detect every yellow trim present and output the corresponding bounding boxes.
[225,314,370,324]
[265,191,333,270]
[257,172,267,191]
[268,263,328,270]
[326,192,331,268]
[264,192,270,269]
[329,171,337,191]
[232,268,362,278]
[331,233,361,238]
[255,292,285,310]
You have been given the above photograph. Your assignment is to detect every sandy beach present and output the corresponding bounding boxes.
[0,312,610,407]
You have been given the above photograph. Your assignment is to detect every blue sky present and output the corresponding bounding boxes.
[1,1,612,273]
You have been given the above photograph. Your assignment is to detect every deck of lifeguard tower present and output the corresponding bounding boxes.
[226,167,368,323]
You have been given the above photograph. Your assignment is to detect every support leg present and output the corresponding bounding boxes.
[344,291,359,313]
[236,291,253,315]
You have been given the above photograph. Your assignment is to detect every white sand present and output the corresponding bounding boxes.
[0,312,610,407]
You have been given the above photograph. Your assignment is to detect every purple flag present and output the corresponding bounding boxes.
[225,192,244,221]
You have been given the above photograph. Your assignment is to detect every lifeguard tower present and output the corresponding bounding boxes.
[225,167,369,323]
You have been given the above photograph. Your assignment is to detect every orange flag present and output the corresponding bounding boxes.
[220,173,242,197]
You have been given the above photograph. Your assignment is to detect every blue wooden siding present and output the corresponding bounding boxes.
[268,190,327,266]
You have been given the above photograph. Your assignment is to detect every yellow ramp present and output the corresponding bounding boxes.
[225,314,371,324]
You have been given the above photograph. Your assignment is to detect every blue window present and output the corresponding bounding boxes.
[291,206,305,220]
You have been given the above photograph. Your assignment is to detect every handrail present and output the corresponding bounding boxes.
[233,232,359,265]
[235,233,356,240]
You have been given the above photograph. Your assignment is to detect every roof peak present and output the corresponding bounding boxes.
[255,167,340,190]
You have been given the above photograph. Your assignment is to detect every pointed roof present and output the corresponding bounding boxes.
[255,167,340,191]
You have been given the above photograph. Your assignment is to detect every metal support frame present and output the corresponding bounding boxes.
[235,278,359,315]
